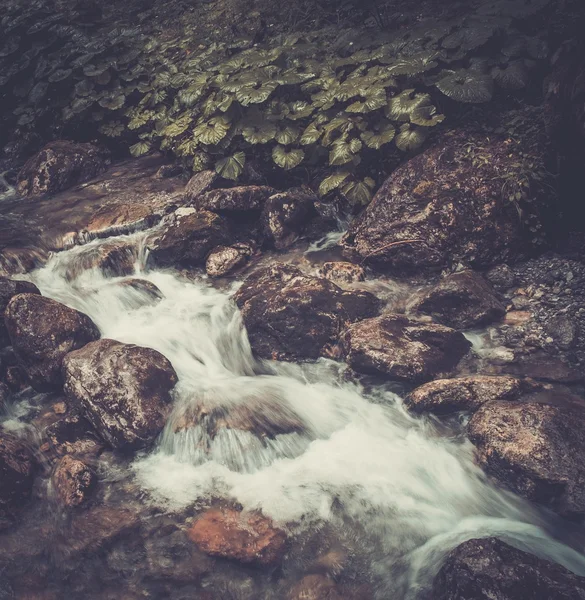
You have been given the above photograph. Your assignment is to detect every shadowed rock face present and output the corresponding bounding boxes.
[187,507,287,566]
[63,339,178,450]
[17,141,109,198]
[194,186,276,213]
[433,537,585,600]
[410,270,505,329]
[5,293,100,392]
[0,431,36,522]
[468,396,585,517]
[288,574,344,600]
[234,264,381,361]
[341,314,471,383]
[0,277,40,347]
[52,455,95,507]
[341,119,551,274]
[261,188,315,249]
[205,244,252,278]
[405,375,534,416]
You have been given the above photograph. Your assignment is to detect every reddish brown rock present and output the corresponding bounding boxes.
[52,455,95,507]
[187,508,287,566]
[405,375,534,416]
[235,264,380,361]
[5,294,100,392]
[63,339,178,450]
[317,262,365,285]
[0,431,36,519]
[85,203,155,238]
[410,270,505,329]
[468,395,585,517]
[433,537,585,600]
[341,314,471,383]
[0,277,41,347]
[17,141,109,197]
[195,186,275,213]
[147,209,231,269]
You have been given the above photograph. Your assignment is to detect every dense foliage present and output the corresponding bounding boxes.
[0,0,551,204]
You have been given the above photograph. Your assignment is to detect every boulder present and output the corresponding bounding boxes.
[235,264,381,361]
[44,411,103,457]
[17,141,109,197]
[0,431,35,519]
[261,189,315,249]
[5,294,100,392]
[183,170,217,202]
[0,277,41,347]
[341,314,471,383]
[289,575,343,600]
[194,186,275,213]
[468,397,585,517]
[341,111,550,274]
[62,339,178,450]
[205,244,252,278]
[64,240,137,279]
[52,455,95,507]
[409,271,505,329]
[433,537,585,600]
[405,376,534,416]
[147,208,231,269]
[187,507,287,566]
[317,262,366,285]
[84,203,155,238]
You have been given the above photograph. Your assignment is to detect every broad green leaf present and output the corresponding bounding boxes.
[272,146,305,170]
[215,151,246,180]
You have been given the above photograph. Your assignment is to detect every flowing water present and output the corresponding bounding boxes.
[8,230,585,597]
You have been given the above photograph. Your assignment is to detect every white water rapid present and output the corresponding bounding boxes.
[23,232,585,598]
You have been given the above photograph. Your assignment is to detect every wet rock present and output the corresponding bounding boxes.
[433,537,585,600]
[502,352,583,384]
[261,188,315,249]
[545,314,578,350]
[44,411,103,457]
[5,294,100,392]
[64,506,140,555]
[410,271,505,329]
[84,203,155,238]
[63,339,178,450]
[194,186,275,213]
[0,431,35,519]
[17,141,109,197]
[205,244,251,278]
[341,111,550,273]
[187,507,286,566]
[317,262,365,285]
[155,163,185,179]
[289,575,343,600]
[52,455,95,507]
[341,314,471,383]
[147,209,231,269]
[486,264,517,291]
[405,376,534,416]
[235,264,381,361]
[0,382,9,410]
[66,241,137,279]
[114,279,164,306]
[468,397,585,516]
[183,170,218,202]
[0,277,41,347]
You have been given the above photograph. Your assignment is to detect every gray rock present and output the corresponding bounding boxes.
[317,262,366,285]
[205,244,251,278]
[486,264,517,290]
[468,395,585,516]
[405,375,533,415]
[410,270,505,329]
[341,314,471,383]
[63,339,178,450]
[433,537,585,600]
[235,264,381,361]
[5,294,100,392]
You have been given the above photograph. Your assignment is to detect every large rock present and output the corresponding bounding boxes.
[0,431,36,520]
[405,376,534,416]
[409,271,505,329]
[261,188,315,249]
[341,314,471,383]
[62,339,178,450]
[205,244,252,278]
[468,397,585,517]
[52,455,95,507]
[147,208,231,269]
[433,537,585,600]
[5,294,100,392]
[17,141,109,197]
[341,112,550,274]
[0,277,40,347]
[187,507,287,566]
[234,264,380,361]
[194,186,275,213]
